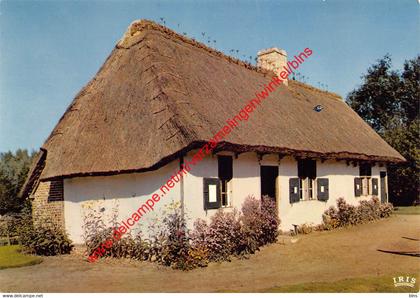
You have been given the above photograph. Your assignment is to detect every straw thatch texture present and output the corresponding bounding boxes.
[30,20,404,186]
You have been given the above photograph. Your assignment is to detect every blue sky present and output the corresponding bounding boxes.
[0,0,419,152]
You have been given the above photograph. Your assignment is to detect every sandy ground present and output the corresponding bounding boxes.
[0,214,419,292]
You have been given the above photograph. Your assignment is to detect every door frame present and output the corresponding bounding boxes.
[380,171,388,203]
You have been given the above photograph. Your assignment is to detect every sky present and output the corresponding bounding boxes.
[0,0,419,153]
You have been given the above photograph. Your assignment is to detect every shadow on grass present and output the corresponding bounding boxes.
[377,249,420,257]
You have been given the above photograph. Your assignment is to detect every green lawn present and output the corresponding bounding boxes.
[394,206,420,215]
[263,274,420,293]
[0,245,42,269]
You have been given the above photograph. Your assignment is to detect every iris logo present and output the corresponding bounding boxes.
[393,276,416,288]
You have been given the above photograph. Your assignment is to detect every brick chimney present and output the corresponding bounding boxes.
[257,47,288,85]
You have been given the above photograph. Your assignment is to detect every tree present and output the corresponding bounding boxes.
[347,55,420,205]
[0,149,36,215]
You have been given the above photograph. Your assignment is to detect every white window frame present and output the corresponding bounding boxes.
[299,177,317,201]
[220,179,232,207]
[361,176,371,196]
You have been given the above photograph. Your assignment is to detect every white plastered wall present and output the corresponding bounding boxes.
[63,150,387,243]
[182,151,261,228]
[278,157,387,231]
[64,160,181,244]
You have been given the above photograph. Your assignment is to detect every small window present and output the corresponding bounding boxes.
[297,159,317,200]
[314,105,323,112]
[218,156,233,207]
[359,164,372,177]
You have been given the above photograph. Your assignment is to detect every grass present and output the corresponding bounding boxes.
[394,206,420,215]
[262,274,420,293]
[0,245,42,270]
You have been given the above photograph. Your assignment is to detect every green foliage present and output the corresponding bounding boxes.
[15,202,73,256]
[0,149,36,215]
[321,197,393,230]
[347,55,401,133]
[158,204,191,269]
[347,55,420,205]
[82,196,280,270]
[20,223,73,256]
[384,121,419,204]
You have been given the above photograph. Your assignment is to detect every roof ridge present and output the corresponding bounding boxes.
[117,19,270,75]
[118,19,342,100]
[289,80,343,100]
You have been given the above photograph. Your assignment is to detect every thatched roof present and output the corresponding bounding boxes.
[22,19,404,195]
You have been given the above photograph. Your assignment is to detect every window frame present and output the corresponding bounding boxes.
[297,159,317,201]
[218,155,233,208]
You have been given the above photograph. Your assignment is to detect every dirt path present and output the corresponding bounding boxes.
[1,214,419,292]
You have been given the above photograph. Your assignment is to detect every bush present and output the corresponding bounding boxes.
[259,196,280,244]
[82,201,152,261]
[379,202,394,218]
[297,223,314,234]
[81,196,281,270]
[15,202,73,256]
[321,197,393,230]
[188,196,280,265]
[20,223,73,256]
[205,209,242,261]
[240,195,279,253]
[188,219,210,268]
[158,204,191,269]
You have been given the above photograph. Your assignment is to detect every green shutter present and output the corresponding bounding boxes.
[203,178,221,210]
[317,178,329,201]
[289,178,300,203]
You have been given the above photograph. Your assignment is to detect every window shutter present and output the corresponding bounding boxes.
[48,179,64,202]
[354,177,362,197]
[372,178,379,196]
[317,178,329,201]
[289,178,300,203]
[203,178,221,210]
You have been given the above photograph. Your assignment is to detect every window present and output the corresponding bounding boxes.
[218,156,233,207]
[297,159,316,200]
[359,164,372,196]
[359,164,372,176]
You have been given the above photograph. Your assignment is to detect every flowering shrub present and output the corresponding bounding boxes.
[240,195,279,254]
[205,209,243,261]
[82,196,280,270]
[188,196,280,264]
[158,204,191,269]
[321,197,393,230]
[259,196,280,244]
[189,219,210,267]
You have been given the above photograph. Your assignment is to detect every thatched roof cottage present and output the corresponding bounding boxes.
[21,20,404,242]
